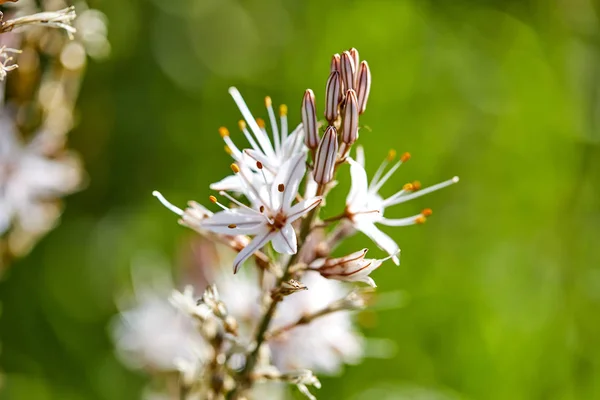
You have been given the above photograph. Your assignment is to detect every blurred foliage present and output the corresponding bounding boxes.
[1,0,600,399]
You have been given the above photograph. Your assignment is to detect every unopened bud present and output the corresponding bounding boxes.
[340,51,356,91]
[342,89,359,145]
[356,61,371,114]
[302,89,319,149]
[325,71,341,122]
[349,48,360,75]
[330,53,341,73]
[313,126,338,184]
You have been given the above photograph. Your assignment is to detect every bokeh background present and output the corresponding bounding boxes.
[2,0,600,399]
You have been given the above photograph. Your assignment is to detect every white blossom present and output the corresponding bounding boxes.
[269,273,363,374]
[200,154,321,273]
[0,119,81,237]
[346,146,458,264]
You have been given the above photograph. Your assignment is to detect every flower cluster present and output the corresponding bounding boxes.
[130,48,459,399]
[0,1,109,269]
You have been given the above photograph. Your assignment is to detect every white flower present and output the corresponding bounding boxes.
[269,273,363,374]
[200,154,322,273]
[309,248,398,287]
[211,87,306,193]
[346,146,458,264]
[0,119,81,237]
[112,283,209,373]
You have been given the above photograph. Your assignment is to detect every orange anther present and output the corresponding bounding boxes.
[412,180,421,190]
[230,164,240,173]
[218,127,229,138]
[403,183,414,191]
[238,120,247,130]
[400,152,411,162]
[265,96,272,107]
[256,118,266,128]
[422,208,433,217]
[224,145,232,155]
[209,195,217,203]
[415,216,426,224]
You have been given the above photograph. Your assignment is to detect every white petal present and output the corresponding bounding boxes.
[359,276,377,287]
[233,227,274,273]
[346,157,369,210]
[355,221,400,265]
[271,153,306,211]
[271,224,297,254]
[282,125,305,160]
[228,87,276,159]
[209,174,245,193]
[201,210,265,235]
[286,197,322,224]
[355,145,365,167]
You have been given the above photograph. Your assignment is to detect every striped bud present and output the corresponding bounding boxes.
[302,89,318,149]
[313,126,338,184]
[342,89,359,145]
[356,61,371,114]
[325,71,341,122]
[349,48,360,78]
[331,53,341,73]
[340,51,356,92]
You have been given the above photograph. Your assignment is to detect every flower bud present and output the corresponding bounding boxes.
[313,126,338,184]
[356,61,371,114]
[302,89,318,150]
[325,71,341,122]
[330,53,341,73]
[349,48,360,74]
[341,89,359,145]
[340,51,356,91]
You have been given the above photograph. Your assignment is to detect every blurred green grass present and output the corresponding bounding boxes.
[1,0,600,399]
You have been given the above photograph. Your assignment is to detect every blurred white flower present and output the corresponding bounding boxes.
[268,273,363,374]
[0,119,81,238]
[346,146,458,264]
[112,278,209,373]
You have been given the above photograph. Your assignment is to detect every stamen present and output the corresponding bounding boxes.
[218,127,229,138]
[422,208,433,217]
[265,96,281,153]
[403,183,414,191]
[256,118,266,129]
[412,181,422,190]
[415,216,426,224]
[228,224,237,229]
[387,176,459,206]
[370,151,412,194]
[231,164,240,174]
[280,104,288,143]
[152,191,184,216]
[256,161,263,169]
[257,161,269,185]
[224,145,232,155]
[260,206,265,213]
[209,195,228,211]
[387,149,396,161]
[238,120,261,152]
[278,184,285,192]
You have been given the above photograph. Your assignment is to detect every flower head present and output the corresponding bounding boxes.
[346,146,458,264]
[201,154,321,272]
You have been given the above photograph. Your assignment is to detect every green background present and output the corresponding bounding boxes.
[2,0,600,399]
